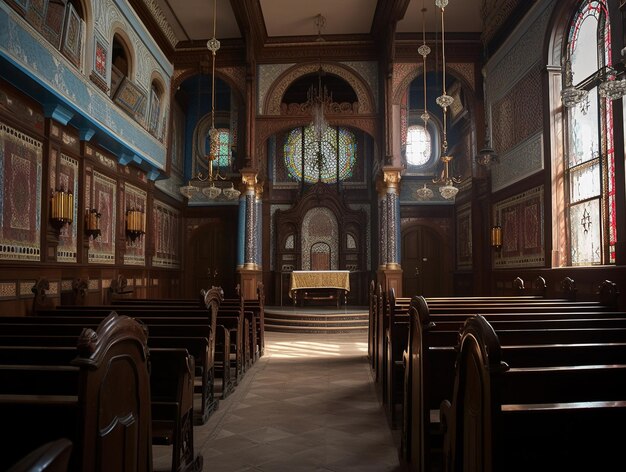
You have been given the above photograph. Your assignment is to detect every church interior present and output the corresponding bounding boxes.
[1,0,626,470]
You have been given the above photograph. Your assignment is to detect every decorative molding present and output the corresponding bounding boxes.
[139,0,178,48]
[263,62,375,115]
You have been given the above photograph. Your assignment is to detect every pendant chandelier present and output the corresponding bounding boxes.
[307,14,332,142]
[179,0,240,201]
[414,0,459,201]
[431,0,460,199]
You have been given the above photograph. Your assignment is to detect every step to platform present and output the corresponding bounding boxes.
[264,306,369,334]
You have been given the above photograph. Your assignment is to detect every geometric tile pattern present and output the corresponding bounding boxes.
[456,203,472,270]
[0,281,17,299]
[0,122,42,261]
[88,171,117,264]
[493,185,545,268]
[152,199,180,269]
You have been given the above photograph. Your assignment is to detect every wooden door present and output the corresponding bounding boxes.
[186,221,236,298]
[402,225,445,297]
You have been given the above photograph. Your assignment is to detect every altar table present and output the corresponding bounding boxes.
[289,270,350,306]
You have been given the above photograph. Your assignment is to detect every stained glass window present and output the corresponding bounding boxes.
[564,0,615,265]
[206,128,231,169]
[406,125,431,166]
[284,125,357,184]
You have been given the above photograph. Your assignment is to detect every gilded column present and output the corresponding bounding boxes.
[237,193,246,269]
[242,171,257,269]
[377,179,388,269]
[384,168,401,269]
[376,167,403,297]
[238,169,262,300]
[255,183,263,266]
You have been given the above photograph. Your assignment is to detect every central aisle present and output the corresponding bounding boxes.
[163,331,405,472]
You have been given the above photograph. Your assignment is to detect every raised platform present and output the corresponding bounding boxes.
[264,306,369,334]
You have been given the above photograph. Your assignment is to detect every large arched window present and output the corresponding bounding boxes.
[284,125,357,184]
[560,0,615,265]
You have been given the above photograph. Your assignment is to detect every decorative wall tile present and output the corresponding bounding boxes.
[493,185,545,268]
[0,122,42,261]
[19,280,36,297]
[153,199,180,269]
[258,63,294,114]
[491,132,543,192]
[102,278,111,289]
[88,171,117,264]
[47,280,59,296]
[61,279,73,291]
[0,281,17,299]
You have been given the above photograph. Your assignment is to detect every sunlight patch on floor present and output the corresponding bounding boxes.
[268,340,368,358]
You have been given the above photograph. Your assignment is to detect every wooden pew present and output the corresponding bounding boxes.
[381,289,584,426]
[0,313,152,471]
[0,320,202,472]
[5,312,220,425]
[203,288,246,385]
[220,291,256,370]
[402,296,626,471]
[368,280,376,368]
[6,438,72,472]
[441,315,626,472]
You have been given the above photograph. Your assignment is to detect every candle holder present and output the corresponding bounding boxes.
[491,225,502,252]
[85,208,101,239]
[50,189,74,230]
[126,209,145,242]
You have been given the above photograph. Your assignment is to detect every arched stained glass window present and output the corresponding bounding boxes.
[563,0,615,265]
[284,125,357,184]
[406,124,431,166]
[205,128,231,168]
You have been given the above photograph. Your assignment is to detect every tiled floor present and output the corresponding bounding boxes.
[155,331,407,472]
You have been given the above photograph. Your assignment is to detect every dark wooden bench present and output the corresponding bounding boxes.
[441,315,626,471]
[0,313,152,471]
[0,325,202,472]
[402,296,626,470]
[6,438,73,472]
[2,312,221,424]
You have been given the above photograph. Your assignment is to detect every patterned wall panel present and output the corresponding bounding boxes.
[456,202,472,270]
[301,207,339,270]
[88,170,117,264]
[153,199,180,268]
[493,185,545,268]
[491,64,543,156]
[123,183,146,266]
[55,153,79,262]
[0,122,42,261]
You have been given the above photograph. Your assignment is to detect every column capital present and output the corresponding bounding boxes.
[382,166,403,191]
[240,168,258,191]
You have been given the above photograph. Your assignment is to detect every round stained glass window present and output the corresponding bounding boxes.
[284,125,357,183]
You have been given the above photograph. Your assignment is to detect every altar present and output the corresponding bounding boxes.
[289,270,350,307]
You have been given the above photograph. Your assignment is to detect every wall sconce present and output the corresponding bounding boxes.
[491,225,502,251]
[50,189,74,229]
[85,208,101,239]
[126,209,145,242]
